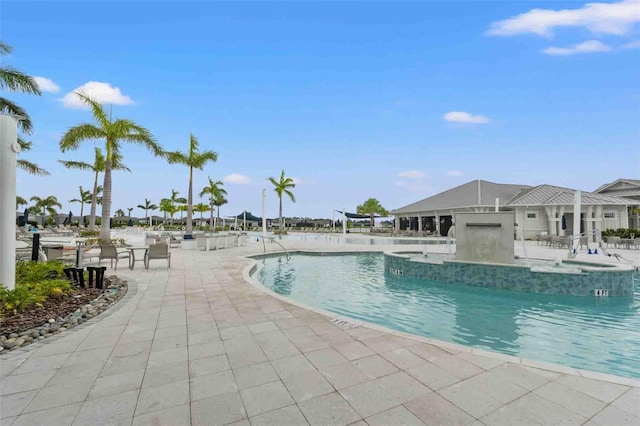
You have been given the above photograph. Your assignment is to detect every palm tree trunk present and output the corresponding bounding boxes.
[370,213,374,232]
[279,196,283,233]
[100,160,112,242]
[186,166,193,234]
[210,203,215,231]
[89,170,99,230]
[80,202,84,220]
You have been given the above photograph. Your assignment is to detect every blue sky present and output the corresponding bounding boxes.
[4,1,640,219]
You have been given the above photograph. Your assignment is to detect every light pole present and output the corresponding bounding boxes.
[0,114,22,290]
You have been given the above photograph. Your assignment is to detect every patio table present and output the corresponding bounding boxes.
[127,246,149,269]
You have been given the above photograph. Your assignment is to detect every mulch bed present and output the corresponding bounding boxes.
[0,285,105,336]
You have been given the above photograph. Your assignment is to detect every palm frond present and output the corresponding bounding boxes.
[16,196,27,207]
[192,150,218,169]
[17,135,32,151]
[58,160,94,171]
[18,159,50,175]
[60,124,104,152]
[0,41,13,55]
[76,92,110,130]
[0,66,41,94]
[0,97,33,133]
[166,151,189,165]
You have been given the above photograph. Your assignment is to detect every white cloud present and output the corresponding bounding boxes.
[487,0,640,37]
[393,179,432,193]
[292,177,318,185]
[620,40,640,49]
[33,76,60,93]
[397,170,427,179]
[224,173,252,185]
[443,111,490,124]
[447,170,464,177]
[543,39,611,55]
[61,81,134,108]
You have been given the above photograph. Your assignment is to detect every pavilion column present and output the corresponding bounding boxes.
[417,214,422,232]
[545,207,553,236]
[586,206,593,242]
[435,213,440,236]
[394,216,400,232]
[558,206,565,236]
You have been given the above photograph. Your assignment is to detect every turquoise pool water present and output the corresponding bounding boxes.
[256,253,640,379]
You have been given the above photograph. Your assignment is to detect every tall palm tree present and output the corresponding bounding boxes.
[127,207,133,218]
[0,41,48,176]
[59,146,130,232]
[115,208,125,217]
[68,185,92,218]
[200,177,227,230]
[137,198,158,222]
[268,169,296,234]
[59,93,163,241]
[16,196,27,208]
[356,198,388,232]
[29,195,62,226]
[193,202,209,227]
[167,134,218,234]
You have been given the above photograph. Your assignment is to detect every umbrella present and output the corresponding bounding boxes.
[561,214,567,230]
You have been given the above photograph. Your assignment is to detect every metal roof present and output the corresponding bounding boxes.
[594,178,640,193]
[506,184,635,206]
[391,180,531,214]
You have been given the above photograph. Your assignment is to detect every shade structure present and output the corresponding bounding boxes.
[335,210,385,219]
[233,211,262,222]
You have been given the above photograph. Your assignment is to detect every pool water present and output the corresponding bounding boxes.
[256,253,640,379]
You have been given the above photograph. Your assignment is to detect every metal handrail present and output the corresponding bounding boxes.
[257,235,291,260]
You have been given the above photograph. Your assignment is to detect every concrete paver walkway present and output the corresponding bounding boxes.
[1,239,639,425]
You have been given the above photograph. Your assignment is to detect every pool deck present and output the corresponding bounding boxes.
[1,238,639,425]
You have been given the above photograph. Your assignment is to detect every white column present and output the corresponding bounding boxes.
[586,206,593,242]
[0,115,21,290]
[572,191,581,252]
[435,213,440,236]
[495,198,499,212]
[262,189,267,237]
[558,206,565,236]
[417,214,422,232]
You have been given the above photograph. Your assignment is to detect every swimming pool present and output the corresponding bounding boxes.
[255,252,640,379]
[247,232,446,245]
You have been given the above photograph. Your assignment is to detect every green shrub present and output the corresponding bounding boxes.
[15,260,64,284]
[602,228,639,238]
[79,230,100,237]
[1,261,75,315]
[0,285,45,314]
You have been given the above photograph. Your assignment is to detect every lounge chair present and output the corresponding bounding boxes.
[98,244,130,270]
[144,244,171,269]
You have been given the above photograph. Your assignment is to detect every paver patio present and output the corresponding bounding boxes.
[1,239,639,425]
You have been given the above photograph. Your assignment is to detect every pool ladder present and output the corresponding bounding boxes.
[257,235,291,260]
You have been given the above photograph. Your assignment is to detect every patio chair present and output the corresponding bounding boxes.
[605,236,621,248]
[98,244,130,270]
[144,243,171,269]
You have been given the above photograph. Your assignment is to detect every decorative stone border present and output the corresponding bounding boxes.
[0,276,130,355]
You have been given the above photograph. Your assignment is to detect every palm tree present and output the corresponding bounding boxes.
[356,198,388,232]
[167,134,218,234]
[29,195,62,226]
[193,202,209,227]
[115,208,125,217]
[200,177,227,230]
[178,205,188,223]
[268,169,296,234]
[68,185,92,218]
[16,196,27,208]
[1,41,48,176]
[59,93,163,241]
[59,147,130,232]
[137,198,158,222]
[127,207,133,218]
